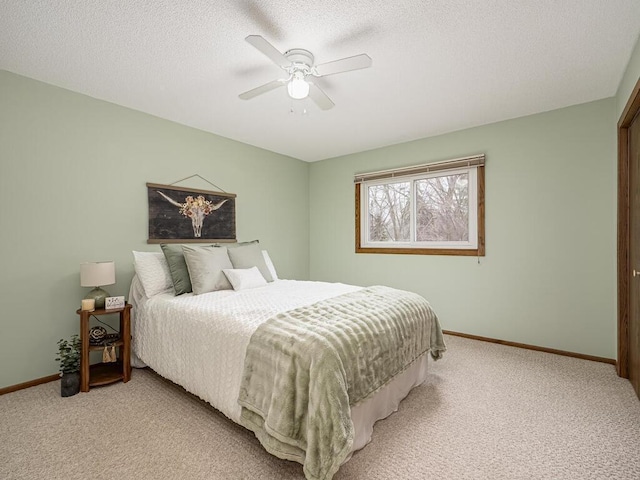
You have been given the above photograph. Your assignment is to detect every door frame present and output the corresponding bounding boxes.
[617,75,640,378]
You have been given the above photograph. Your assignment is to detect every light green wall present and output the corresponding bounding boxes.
[617,33,640,118]
[0,65,625,389]
[309,99,617,359]
[0,70,309,388]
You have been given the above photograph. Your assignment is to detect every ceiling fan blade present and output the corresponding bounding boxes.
[314,53,372,77]
[239,79,285,100]
[308,83,334,110]
[245,35,290,68]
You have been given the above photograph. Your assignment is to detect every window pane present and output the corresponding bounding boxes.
[368,181,411,242]
[415,173,469,241]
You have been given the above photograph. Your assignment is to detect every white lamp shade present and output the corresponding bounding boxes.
[287,75,310,100]
[80,261,116,287]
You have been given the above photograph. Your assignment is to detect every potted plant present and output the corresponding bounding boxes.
[56,334,81,397]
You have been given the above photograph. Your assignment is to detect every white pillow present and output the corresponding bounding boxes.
[132,251,173,297]
[223,267,268,291]
[262,250,278,280]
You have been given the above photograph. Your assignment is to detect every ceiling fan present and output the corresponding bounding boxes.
[238,35,372,110]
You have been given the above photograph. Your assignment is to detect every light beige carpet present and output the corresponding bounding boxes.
[1,335,639,480]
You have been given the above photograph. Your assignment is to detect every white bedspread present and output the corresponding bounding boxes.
[131,278,361,422]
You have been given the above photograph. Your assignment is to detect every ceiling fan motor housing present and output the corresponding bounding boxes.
[284,48,315,74]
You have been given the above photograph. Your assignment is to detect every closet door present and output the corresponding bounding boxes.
[629,112,640,399]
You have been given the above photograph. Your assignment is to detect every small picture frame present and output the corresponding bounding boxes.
[105,296,125,310]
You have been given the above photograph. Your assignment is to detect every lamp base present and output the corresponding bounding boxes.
[84,287,110,309]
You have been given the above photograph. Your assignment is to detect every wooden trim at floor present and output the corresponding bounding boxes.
[0,332,618,394]
[0,373,60,396]
[443,330,617,365]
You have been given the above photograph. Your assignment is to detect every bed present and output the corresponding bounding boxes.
[130,248,445,480]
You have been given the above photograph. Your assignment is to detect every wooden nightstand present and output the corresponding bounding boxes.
[76,304,132,392]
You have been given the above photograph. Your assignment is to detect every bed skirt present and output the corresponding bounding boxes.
[349,352,428,457]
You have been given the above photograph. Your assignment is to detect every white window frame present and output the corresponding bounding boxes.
[361,167,478,250]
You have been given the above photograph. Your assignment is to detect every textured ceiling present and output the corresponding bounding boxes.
[1,1,639,162]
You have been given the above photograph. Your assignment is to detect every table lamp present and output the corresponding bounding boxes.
[80,261,116,309]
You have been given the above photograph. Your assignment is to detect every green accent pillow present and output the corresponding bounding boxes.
[182,245,233,294]
[227,242,273,282]
[160,244,193,295]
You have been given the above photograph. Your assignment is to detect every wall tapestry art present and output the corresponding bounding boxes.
[147,183,236,243]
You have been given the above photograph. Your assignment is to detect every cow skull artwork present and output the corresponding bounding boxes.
[156,190,228,238]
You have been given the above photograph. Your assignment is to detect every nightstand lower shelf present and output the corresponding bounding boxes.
[89,362,124,387]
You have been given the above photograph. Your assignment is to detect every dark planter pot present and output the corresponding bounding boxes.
[61,372,80,397]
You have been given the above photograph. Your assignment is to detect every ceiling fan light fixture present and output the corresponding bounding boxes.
[240,35,371,110]
[287,72,309,99]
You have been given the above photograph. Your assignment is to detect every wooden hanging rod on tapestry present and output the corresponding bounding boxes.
[146,183,237,198]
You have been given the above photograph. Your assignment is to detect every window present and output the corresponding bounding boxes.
[355,155,485,256]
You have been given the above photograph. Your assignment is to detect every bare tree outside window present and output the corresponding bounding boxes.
[415,173,469,241]
[368,182,410,242]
